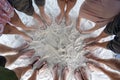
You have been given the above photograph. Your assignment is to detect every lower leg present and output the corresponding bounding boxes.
[28,70,38,80]
[5,49,35,66]
[84,31,109,44]
[3,24,33,42]
[82,24,102,34]
[85,53,120,71]
[65,0,77,26]
[87,61,120,80]
[11,11,35,31]
[39,6,52,26]
[0,43,29,54]
[55,0,66,24]
[0,44,15,53]
[13,66,32,80]
[32,12,46,29]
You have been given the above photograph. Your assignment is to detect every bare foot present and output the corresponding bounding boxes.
[61,66,69,80]
[22,35,33,43]
[28,70,38,80]
[33,13,46,30]
[84,53,98,60]
[21,25,37,31]
[80,67,89,80]
[52,64,59,80]
[86,61,102,72]
[76,17,83,33]
[74,68,83,80]
[65,14,72,26]
[35,59,47,70]
[29,56,40,67]
[19,49,36,58]
[55,13,64,25]
[41,13,52,26]
[83,42,99,51]
[14,43,29,51]
[84,37,98,44]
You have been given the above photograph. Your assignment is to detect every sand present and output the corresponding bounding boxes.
[0,0,116,80]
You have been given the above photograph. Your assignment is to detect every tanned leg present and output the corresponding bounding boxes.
[5,49,35,66]
[85,53,120,71]
[39,6,52,26]
[76,9,82,33]
[0,44,15,53]
[13,65,32,80]
[84,31,109,44]
[65,0,77,26]
[10,11,35,31]
[32,12,46,29]
[28,70,38,80]
[55,0,66,24]
[87,61,120,80]
[0,43,29,54]
[3,24,33,42]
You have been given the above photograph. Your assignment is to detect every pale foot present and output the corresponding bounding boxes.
[41,13,52,26]
[61,66,69,80]
[80,67,89,80]
[74,68,83,80]
[65,15,72,26]
[52,64,59,80]
[55,13,64,25]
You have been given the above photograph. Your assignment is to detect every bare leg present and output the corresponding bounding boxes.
[5,49,35,66]
[28,70,38,80]
[61,66,69,80]
[74,68,83,80]
[12,56,40,80]
[87,61,120,80]
[80,67,89,80]
[82,24,102,34]
[0,43,29,54]
[35,59,47,70]
[65,0,77,26]
[32,12,46,29]
[55,0,66,25]
[85,53,120,71]
[39,6,52,26]
[11,11,35,31]
[84,31,109,44]
[76,11,82,33]
[52,64,59,80]
[13,65,32,80]
[3,24,33,42]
